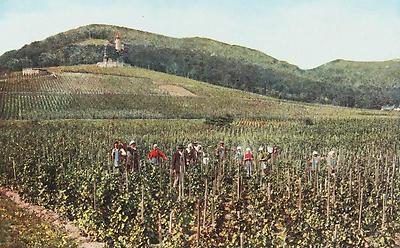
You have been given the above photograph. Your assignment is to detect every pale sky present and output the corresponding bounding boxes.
[0,0,399,69]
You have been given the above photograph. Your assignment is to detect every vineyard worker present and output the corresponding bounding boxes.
[202,148,210,167]
[126,140,140,172]
[147,144,168,165]
[271,144,279,165]
[185,143,196,166]
[215,141,228,162]
[193,141,202,163]
[111,141,126,172]
[119,142,127,171]
[172,144,185,187]
[111,141,120,168]
[326,149,338,175]
[310,151,321,171]
[244,148,254,177]
[257,146,268,176]
[235,146,244,166]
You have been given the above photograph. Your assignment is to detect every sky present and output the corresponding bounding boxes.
[0,0,399,69]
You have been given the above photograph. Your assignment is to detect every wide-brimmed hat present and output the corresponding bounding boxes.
[312,151,318,156]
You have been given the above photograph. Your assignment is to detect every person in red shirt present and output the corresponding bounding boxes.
[243,147,254,177]
[148,144,168,165]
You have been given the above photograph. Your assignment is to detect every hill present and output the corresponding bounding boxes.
[306,59,400,108]
[0,24,399,109]
[1,65,388,120]
[309,59,400,87]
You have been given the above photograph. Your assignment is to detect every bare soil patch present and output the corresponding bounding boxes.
[154,81,197,97]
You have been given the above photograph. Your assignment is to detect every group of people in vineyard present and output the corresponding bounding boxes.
[110,140,280,179]
[307,149,338,175]
[111,139,338,188]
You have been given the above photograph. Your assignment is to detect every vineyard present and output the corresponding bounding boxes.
[0,118,399,247]
[0,65,390,120]
[0,65,399,247]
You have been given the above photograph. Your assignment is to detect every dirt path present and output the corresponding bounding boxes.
[0,187,104,248]
[154,81,197,97]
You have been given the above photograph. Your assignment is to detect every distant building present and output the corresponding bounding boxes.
[381,105,396,111]
[96,45,124,68]
[96,59,123,68]
[22,68,40,76]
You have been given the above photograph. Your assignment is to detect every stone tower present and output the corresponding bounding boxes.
[115,32,122,52]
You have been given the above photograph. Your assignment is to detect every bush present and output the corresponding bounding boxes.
[205,114,234,126]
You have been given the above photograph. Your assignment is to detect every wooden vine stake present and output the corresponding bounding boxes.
[141,184,145,223]
[178,176,182,201]
[297,177,302,212]
[169,210,173,234]
[237,161,241,200]
[327,170,331,222]
[349,169,352,197]
[169,167,173,194]
[390,160,395,216]
[315,168,319,197]
[158,212,162,243]
[181,164,185,200]
[374,162,379,193]
[203,179,208,228]
[333,224,338,244]
[12,158,16,182]
[197,199,201,243]
[125,168,129,191]
[93,178,97,210]
[382,193,387,230]
[358,187,363,232]
[211,179,215,227]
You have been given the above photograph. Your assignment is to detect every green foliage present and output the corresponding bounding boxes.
[205,114,234,127]
[0,118,399,247]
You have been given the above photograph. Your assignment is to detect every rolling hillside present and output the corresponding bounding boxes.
[0,65,387,120]
[0,24,399,109]
[309,59,400,87]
